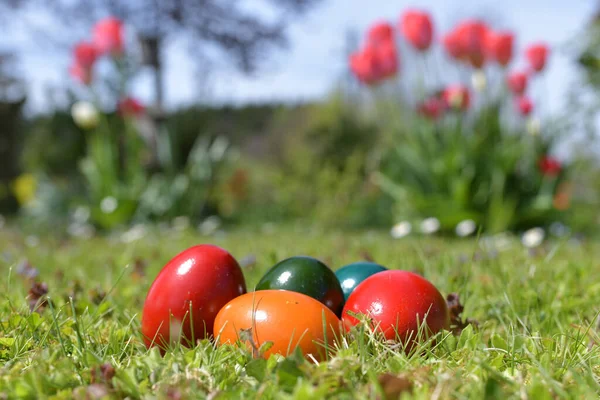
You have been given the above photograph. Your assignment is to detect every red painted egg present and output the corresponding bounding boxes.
[141,244,246,350]
[342,270,449,344]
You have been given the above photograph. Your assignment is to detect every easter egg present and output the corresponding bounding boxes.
[255,256,344,316]
[214,290,341,361]
[335,261,387,301]
[342,270,449,344]
[141,244,246,350]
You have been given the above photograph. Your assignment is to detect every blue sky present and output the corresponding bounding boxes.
[9,0,598,113]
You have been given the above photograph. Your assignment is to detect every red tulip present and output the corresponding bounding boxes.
[516,95,533,116]
[485,31,514,66]
[374,41,399,78]
[442,31,463,59]
[507,71,528,95]
[69,62,92,85]
[350,49,378,85]
[118,97,145,117]
[526,43,549,72]
[400,10,434,51]
[418,96,445,120]
[93,17,124,56]
[442,85,470,111]
[350,42,398,85]
[454,20,489,68]
[538,156,561,177]
[73,42,98,69]
[367,21,395,46]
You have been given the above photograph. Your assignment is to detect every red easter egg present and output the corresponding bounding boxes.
[141,244,246,350]
[342,270,449,344]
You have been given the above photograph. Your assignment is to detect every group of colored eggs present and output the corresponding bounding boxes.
[141,244,450,361]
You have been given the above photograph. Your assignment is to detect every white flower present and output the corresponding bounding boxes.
[390,221,411,239]
[71,101,99,130]
[455,219,476,237]
[72,206,90,223]
[480,233,514,251]
[120,224,147,243]
[521,227,545,248]
[471,70,487,93]
[420,218,440,235]
[67,222,95,239]
[100,196,118,214]
[198,216,221,236]
[172,216,190,231]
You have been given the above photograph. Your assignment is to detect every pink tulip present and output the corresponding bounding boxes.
[400,10,434,51]
[73,42,98,69]
[350,42,399,86]
[367,21,395,46]
[418,96,445,120]
[69,62,92,85]
[442,85,471,111]
[118,97,145,117]
[526,43,550,72]
[485,31,514,67]
[93,17,124,56]
[516,96,534,116]
[507,72,528,95]
[443,20,489,68]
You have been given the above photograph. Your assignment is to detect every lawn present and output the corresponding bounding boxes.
[1,225,599,399]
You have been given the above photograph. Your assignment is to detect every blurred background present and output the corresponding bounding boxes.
[1,0,600,239]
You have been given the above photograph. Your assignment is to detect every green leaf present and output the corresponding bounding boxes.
[258,341,274,356]
[0,337,15,347]
[27,312,43,330]
[276,358,305,391]
[490,333,508,351]
[484,375,505,400]
[245,358,268,382]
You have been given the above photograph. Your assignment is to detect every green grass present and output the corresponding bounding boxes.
[1,225,600,399]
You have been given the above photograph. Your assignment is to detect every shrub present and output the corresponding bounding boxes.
[350,10,570,234]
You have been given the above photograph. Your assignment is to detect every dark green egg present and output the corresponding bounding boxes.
[255,256,345,316]
[335,261,388,301]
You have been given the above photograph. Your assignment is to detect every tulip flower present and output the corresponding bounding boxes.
[538,156,561,177]
[526,43,549,72]
[93,17,124,56]
[442,85,470,111]
[367,21,395,46]
[70,42,98,85]
[374,41,399,78]
[71,101,99,130]
[400,10,434,51]
[485,31,514,66]
[471,70,487,92]
[73,42,98,69]
[442,30,463,59]
[118,97,145,117]
[507,71,528,95]
[451,20,489,68]
[349,42,399,85]
[515,95,533,116]
[418,96,445,120]
[69,62,92,85]
[350,50,377,85]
